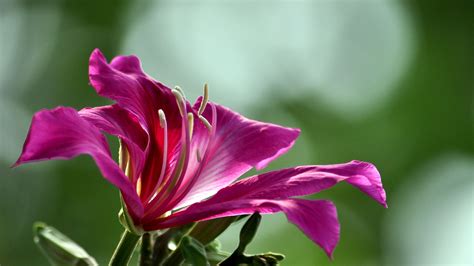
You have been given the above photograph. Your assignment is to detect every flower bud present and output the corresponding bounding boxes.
[238,212,262,253]
[33,222,97,266]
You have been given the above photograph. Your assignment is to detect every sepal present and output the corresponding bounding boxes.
[118,196,144,235]
[180,236,210,266]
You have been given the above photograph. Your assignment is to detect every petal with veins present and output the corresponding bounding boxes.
[79,104,147,183]
[14,107,143,219]
[147,160,386,257]
[89,49,185,203]
[201,160,387,207]
[148,199,339,258]
[175,99,300,208]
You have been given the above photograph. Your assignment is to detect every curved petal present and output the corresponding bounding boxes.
[14,107,143,219]
[109,54,148,76]
[175,100,300,208]
[79,105,147,183]
[89,49,151,127]
[79,105,147,149]
[148,161,385,256]
[89,49,186,202]
[199,160,387,207]
[147,199,339,258]
[88,49,180,130]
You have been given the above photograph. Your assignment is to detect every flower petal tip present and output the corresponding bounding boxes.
[253,127,301,171]
[91,48,104,58]
[90,49,106,67]
[381,197,388,208]
[349,160,387,208]
[11,155,29,168]
[10,161,20,168]
[327,250,335,261]
[89,48,109,67]
[110,54,143,74]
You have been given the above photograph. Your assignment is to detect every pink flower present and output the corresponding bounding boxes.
[15,49,386,258]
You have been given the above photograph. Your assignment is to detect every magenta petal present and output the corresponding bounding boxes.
[149,161,385,257]
[88,49,188,198]
[175,100,300,208]
[79,105,147,183]
[109,54,147,76]
[79,105,147,149]
[200,161,387,208]
[89,49,152,124]
[88,49,181,132]
[276,199,339,258]
[149,199,339,258]
[14,107,143,219]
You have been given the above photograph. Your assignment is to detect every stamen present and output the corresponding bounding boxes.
[187,112,194,139]
[158,103,217,211]
[156,109,168,186]
[198,83,209,115]
[169,146,187,189]
[198,115,212,131]
[118,140,133,181]
[144,103,191,217]
[158,109,166,128]
[118,140,129,173]
[174,85,186,99]
[172,89,185,117]
[136,178,142,196]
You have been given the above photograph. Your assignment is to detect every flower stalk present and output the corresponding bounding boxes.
[109,230,141,266]
[139,233,153,266]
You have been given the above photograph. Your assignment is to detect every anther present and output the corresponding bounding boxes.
[198,115,212,131]
[172,88,185,117]
[174,86,186,99]
[198,83,209,115]
[158,109,166,128]
[187,112,194,138]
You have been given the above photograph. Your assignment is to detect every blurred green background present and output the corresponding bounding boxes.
[1,0,473,265]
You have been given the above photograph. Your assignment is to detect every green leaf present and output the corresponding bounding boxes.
[180,236,210,266]
[33,222,98,266]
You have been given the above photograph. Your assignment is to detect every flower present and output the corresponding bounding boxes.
[15,49,386,258]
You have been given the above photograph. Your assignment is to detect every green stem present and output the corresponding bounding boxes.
[161,248,183,266]
[139,233,153,266]
[152,229,177,265]
[109,230,141,266]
